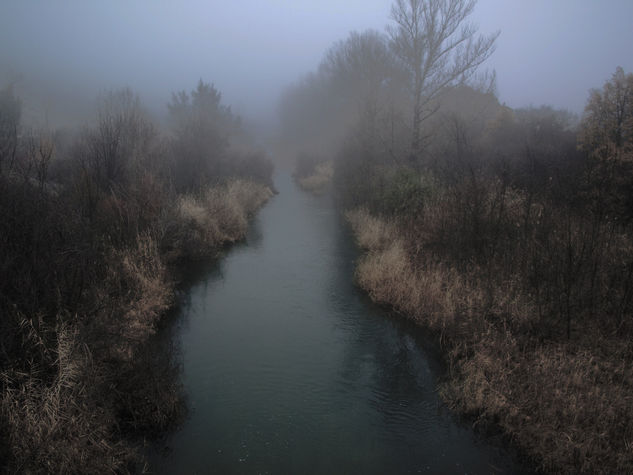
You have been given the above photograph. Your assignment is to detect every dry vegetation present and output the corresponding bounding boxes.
[0,83,273,473]
[292,153,334,193]
[297,160,334,193]
[279,6,633,470]
[168,180,273,261]
[0,178,272,474]
[348,197,633,472]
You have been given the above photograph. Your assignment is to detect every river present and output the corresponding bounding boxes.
[150,171,523,474]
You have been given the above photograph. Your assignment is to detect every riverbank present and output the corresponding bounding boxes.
[346,208,633,474]
[0,177,272,473]
[0,82,278,472]
[149,171,522,474]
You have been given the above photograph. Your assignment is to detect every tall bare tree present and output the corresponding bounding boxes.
[388,0,499,164]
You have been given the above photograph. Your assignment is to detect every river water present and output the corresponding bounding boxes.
[150,172,522,474]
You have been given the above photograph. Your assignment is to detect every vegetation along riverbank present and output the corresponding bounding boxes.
[284,1,633,472]
[0,81,273,473]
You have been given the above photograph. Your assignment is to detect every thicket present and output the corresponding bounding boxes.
[280,4,633,470]
[0,81,273,473]
[345,69,633,473]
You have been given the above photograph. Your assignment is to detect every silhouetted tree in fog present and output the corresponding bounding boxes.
[579,67,633,221]
[388,0,498,165]
[320,30,398,109]
[278,30,405,161]
[168,80,240,191]
[85,88,155,188]
[579,66,633,163]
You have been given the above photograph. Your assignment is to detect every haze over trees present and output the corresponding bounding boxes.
[1,0,633,472]
[388,0,499,164]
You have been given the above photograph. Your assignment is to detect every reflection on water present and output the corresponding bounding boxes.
[150,171,524,474]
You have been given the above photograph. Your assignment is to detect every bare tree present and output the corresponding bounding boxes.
[388,0,499,164]
[83,88,154,189]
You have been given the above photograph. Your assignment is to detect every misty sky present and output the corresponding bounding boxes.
[1,0,632,125]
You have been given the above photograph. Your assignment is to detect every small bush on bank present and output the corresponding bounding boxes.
[164,180,273,261]
[297,160,334,193]
[293,153,334,193]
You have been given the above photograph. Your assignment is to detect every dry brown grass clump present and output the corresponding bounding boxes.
[100,233,173,359]
[346,208,485,334]
[1,323,135,474]
[204,179,274,240]
[165,180,272,260]
[297,160,334,193]
[345,208,394,251]
[443,337,633,473]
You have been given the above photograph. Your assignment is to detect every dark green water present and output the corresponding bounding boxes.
[150,172,522,474]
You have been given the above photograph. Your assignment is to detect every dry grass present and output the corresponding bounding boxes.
[166,179,272,260]
[347,207,633,474]
[100,232,173,360]
[443,337,633,473]
[347,208,484,334]
[204,179,274,240]
[1,322,134,474]
[298,160,334,193]
[345,208,395,251]
[0,176,272,472]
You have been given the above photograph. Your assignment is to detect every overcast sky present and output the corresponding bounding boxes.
[1,0,632,125]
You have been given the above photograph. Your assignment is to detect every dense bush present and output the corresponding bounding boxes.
[167,80,274,192]
[342,68,633,473]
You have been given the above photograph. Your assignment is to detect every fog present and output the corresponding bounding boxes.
[3,2,633,473]
[0,0,389,126]
[1,0,632,128]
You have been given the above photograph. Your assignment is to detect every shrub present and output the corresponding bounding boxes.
[160,180,272,261]
[297,160,334,193]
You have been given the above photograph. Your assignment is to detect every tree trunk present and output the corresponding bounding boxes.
[410,75,423,166]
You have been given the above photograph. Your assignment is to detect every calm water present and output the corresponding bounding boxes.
[150,172,522,474]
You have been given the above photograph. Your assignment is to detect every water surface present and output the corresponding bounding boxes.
[152,172,521,474]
